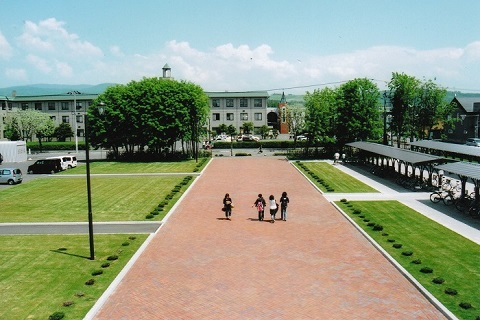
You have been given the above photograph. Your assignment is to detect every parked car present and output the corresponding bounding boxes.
[466,138,480,147]
[0,168,23,185]
[27,159,63,174]
[47,155,77,169]
[237,134,260,142]
[296,135,308,141]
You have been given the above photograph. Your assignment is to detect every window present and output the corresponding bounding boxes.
[35,103,42,111]
[213,113,220,121]
[62,116,69,123]
[254,113,262,121]
[226,99,234,108]
[48,102,55,111]
[227,113,234,121]
[254,99,262,108]
[61,102,69,111]
[212,99,220,108]
[21,103,29,110]
[50,116,56,121]
[240,98,248,108]
[281,107,287,122]
[76,115,83,123]
[240,113,248,121]
[76,101,83,110]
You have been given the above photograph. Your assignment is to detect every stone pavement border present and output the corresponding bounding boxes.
[88,157,451,319]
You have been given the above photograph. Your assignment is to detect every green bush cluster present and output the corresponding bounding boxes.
[297,162,335,192]
[338,199,476,316]
[147,176,193,219]
[193,157,208,172]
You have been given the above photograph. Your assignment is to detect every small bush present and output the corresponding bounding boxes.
[363,219,370,222]
[381,232,388,236]
[420,267,433,273]
[145,214,154,219]
[340,199,348,203]
[432,277,445,284]
[459,302,472,309]
[75,292,85,297]
[62,301,74,307]
[128,236,136,240]
[107,255,118,261]
[122,242,130,246]
[392,243,403,249]
[101,262,110,268]
[353,209,362,214]
[85,279,95,286]
[445,288,458,295]
[49,312,65,320]
[401,251,413,256]
[91,270,103,276]
[57,248,67,251]
[411,259,422,264]
[387,239,395,243]
[359,215,365,218]
[372,224,383,231]
[367,222,375,226]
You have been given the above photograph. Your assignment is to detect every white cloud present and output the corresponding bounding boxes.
[0,32,13,59]
[26,54,52,73]
[5,68,28,81]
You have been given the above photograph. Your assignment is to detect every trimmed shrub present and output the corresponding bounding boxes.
[381,233,389,236]
[63,301,74,307]
[101,262,110,268]
[459,302,472,309]
[85,279,95,286]
[128,236,137,240]
[352,209,362,214]
[387,239,395,243]
[107,255,118,261]
[401,251,413,256]
[392,243,402,249]
[372,224,383,231]
[146,214,154,219]
[49,312,65,320]
[411,259,422,264]
[75,292,85,297]
[340,199,348,203]
[367,222,375,226]
[420,267,433,273]
[445,288,458,295]
[122,242,130,246]
[432,277,445,284]
[363,219,370,222]
[91,270,103,276]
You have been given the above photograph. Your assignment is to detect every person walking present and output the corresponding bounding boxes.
[253,194,266,221]
[279,191,290,221]
[223,193,233,220]
[268,194,278,223]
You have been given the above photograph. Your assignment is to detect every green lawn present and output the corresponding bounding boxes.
[294,161,378,193]
[337,200,480,320]
[0,234,148,320]
[61,159,208,174]
[0,175,193,222]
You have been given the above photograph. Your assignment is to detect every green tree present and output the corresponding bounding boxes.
[35,117,55,150]
[259,125,270,139]
[242,122,254,134]
[89,77,209,160]
[4,110,54,142]
[336,78,381,147]
[387,72,421,147]
[287,104,306,139]
[304,87,337,144]
[53,123,74,142]
[226,125,237,156]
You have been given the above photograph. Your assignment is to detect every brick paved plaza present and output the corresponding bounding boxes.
[92,157,446,319]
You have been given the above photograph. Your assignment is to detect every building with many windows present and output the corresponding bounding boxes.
[207,91,270,134]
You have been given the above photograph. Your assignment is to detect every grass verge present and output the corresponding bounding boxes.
[336,200,480,320]
[294,161,378,193]
[0,234,148,320]
[0,175,194,222]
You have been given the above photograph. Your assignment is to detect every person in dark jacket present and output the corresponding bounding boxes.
[223,193,233,220]
[279,191,290,221]
[253,194,266,221]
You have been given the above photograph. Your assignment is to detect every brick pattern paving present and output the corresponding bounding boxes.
[93,157,445,319]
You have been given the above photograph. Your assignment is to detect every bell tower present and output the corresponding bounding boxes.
[162,63,172,79]
[278,91,289,134]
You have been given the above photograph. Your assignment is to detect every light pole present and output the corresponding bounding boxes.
[84,101,105,260]
[68,91,81,154]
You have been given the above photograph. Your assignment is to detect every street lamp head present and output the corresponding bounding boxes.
[98,101,105,115]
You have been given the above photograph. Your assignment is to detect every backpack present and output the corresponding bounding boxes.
[256,199,264,211]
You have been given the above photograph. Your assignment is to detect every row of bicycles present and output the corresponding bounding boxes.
[430,178,479,216]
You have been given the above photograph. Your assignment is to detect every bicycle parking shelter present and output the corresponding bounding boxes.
[346,141,450,186]
[435,161,480,205]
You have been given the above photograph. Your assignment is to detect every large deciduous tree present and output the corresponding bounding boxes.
[304,87,338,144]
[5,110,55,143]
[88,77,209,160]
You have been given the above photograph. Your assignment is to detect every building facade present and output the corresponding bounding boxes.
[444,96,480,144]
[207,91,269,135]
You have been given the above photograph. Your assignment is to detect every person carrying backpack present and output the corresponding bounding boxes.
[253,194,266,221]
[280,191,290,221]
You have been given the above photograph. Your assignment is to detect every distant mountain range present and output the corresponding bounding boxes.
[0,83,117,97]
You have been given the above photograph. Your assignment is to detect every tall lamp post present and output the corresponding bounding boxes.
[68,91,81,154]
[383,92,388,145]
[85,101,105,260]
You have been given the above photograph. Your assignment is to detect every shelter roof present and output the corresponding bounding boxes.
[346,141,445,164]
[435,161,480,181]
[410,140,480,157]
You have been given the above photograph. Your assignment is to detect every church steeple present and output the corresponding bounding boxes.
[162,63,171,78]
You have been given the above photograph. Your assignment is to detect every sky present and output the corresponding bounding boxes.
[1,0,480,94]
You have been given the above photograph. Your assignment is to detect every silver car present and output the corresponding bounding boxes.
[466,138,480,147]
[0,168,23,185]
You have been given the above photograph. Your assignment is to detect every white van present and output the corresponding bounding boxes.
[47,155,77,170]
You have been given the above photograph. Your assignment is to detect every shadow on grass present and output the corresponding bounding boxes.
[50,249,91,260]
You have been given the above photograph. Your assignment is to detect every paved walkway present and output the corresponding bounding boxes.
[88,157,454,319]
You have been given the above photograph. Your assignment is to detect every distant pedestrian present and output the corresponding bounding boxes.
[268,195,278,223]
[334,152,340,164]
[223,193,233,220]
[279,191,290,221]
[253,194,266,221]
[341,153,346,163]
